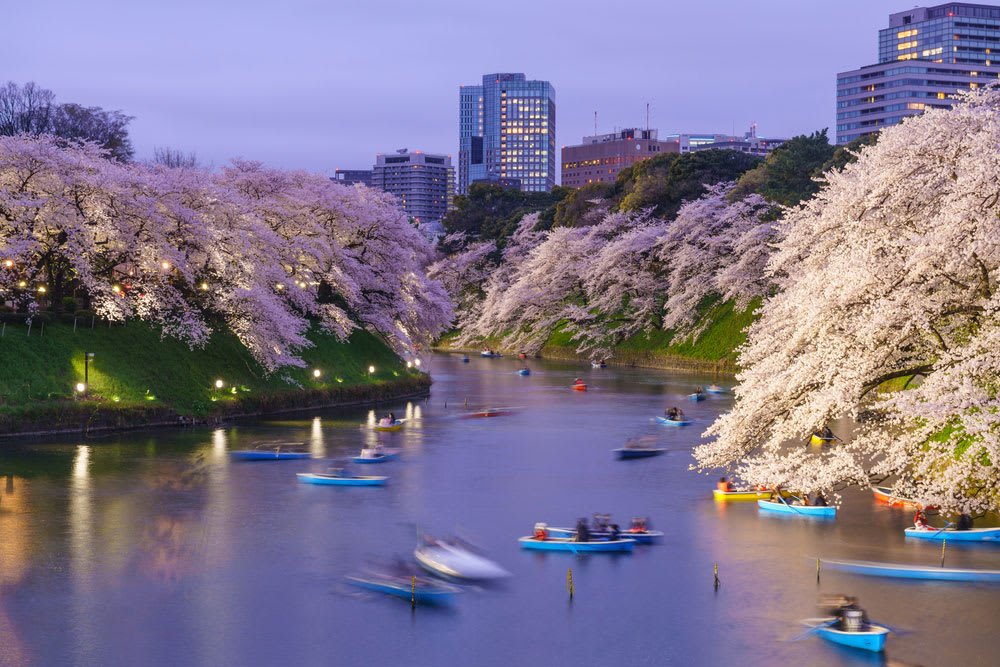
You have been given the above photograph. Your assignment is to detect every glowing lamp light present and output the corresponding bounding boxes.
[18,281,26,288]
[3,260,12,267]
[112,285,121,293]
[37,286,46,293]
[200,282,209,290]
[75,383,86,393]
[313,369,321,378]
[161,261,171,270]
[406,361,412,368]
[276,283,284,290]
[215,379,224,389]
[414,359,421,367]
[368,365,375,374]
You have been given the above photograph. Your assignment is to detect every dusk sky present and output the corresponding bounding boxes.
[10,0,911,177]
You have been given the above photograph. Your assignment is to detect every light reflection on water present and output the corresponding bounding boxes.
[0,353,997,666]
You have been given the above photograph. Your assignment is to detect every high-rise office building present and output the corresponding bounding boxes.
[561,129,678,189]
[371,150,454,224]
[458,73,556,194]
[836,3,1000,144]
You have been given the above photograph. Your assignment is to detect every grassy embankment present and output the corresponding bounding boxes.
[439,298,760,373]
[0,319,427,435]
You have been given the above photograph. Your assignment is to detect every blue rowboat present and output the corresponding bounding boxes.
[613,447,666,460]
[706,385,727,394]
[480,351,502,358]
[801,618,889,652]
[461,356,470,363]
[904,526,1000,542]
[758,499,836,518]
[656,416,694,426]
[517,369,531,376]
[296,473,386,486]
[688,393,706,401]
[230,450,310,460]
[518,536,635,552]
[819,558,1000,582]
[591,361,606,368]
[346,574,460,605]
[546,527,663,544]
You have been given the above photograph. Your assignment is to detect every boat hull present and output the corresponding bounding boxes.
[461,410,513,419]
[810,435,836,446]
[296,473,386,486]
[714,489,777,501]
[414,544,510,580]
[758,499,836,518]
[518,537,635,552]
[813,623,889,652]
[820,558,1000,582]
[705,387,726,394]
[229,451,310,460]
[517,370,530,376]
[546,528,663,544]
[346,576,459,605]
[372,421,403,432]
[614,448,666,459]
[904,526,1000,542]
[572,384,587,391]
[656,416,694,426]
[688,393,706,401]
[352,454,398,464]
[480,352,502,358]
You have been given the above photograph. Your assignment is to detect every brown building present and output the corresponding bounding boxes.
[561,128,679,188]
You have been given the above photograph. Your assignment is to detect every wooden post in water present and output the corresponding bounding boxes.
[411,575,416,608]
[941,538,947,567]
[816,558,820,583]
[714,563,720,590]
[567,568,574,599]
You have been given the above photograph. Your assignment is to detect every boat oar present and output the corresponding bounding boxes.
[789,619,837,641]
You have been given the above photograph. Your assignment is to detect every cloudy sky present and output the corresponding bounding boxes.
[8,0,911,176]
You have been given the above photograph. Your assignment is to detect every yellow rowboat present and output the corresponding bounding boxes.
[372,420,404,432]
[811,434,837,446]
[713,488,792,501]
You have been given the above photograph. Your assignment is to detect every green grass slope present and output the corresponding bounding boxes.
[0,319,418,422]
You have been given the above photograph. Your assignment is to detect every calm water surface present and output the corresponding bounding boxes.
[1,354,998,666]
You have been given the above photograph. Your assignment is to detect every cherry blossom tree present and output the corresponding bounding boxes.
[696,88,1000,513]
[0,135,452,372]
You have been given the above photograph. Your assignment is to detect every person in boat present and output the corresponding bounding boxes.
[717,476,733,493]
[608,524,620,541]
[913,508,928,529]
[813,492,828,507]
[665,406,678,420]
[956,512,974,530]
[694,386,705,396]
[533,523,549,541]
[593,513,611,532]
[629,517,648,533]
[575,518,591,542]
[574,377,583,385]
[820,427,834,440]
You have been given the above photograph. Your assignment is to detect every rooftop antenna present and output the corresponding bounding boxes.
[594,111,597,138]
[646,103,649,135]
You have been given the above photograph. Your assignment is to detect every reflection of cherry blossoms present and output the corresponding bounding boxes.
[697,88,1000,513]
[0,136,452,371]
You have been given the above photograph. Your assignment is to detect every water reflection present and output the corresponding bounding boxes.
[309,417,325,458]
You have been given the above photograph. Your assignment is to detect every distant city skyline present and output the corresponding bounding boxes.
[8,0,926,176]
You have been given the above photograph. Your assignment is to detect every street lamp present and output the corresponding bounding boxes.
[75,382,85,393]
[406,361,412,368]
[84,352,94,394]
[368,365,375,375]
[215,379,224,389]
[414,359,421,367]
[313,369,321,378]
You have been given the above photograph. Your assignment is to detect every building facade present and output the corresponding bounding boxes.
[458,73,556,194]
[561,129,678,188]
[331,169,373,188]
[685,124,787,157]
[371,150,454,224]
[837,3,1000,144]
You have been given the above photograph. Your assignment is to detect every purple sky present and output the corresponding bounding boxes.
[10,0,909,177]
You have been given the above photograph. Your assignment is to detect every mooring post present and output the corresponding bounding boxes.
[714,563,720,590]
[567,568,574,599]
[411,575,416,608]
[941,538,947,567]
[817,557,821,583]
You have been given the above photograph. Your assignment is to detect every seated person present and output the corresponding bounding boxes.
[717,476,733,492]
